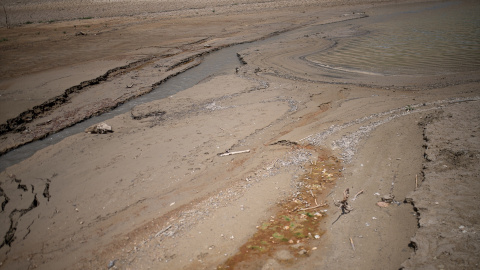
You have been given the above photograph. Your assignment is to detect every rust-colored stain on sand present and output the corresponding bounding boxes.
[219,147,342,269]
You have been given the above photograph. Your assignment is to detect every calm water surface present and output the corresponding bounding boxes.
[307,1,480,75]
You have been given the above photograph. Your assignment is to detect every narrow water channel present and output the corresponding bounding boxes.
[0,43,253,172]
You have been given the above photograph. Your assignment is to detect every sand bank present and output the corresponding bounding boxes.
[0,0,479,269]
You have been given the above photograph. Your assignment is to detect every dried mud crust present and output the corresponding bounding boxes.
[402,101,480,269]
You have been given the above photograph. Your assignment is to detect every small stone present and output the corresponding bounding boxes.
[381,194,395,203]
[376,201,390,208]
[298,249,307,255]
[107,259,117,269]
[85,122,113,134]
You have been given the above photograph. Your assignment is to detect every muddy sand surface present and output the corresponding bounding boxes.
[0,0,479,269]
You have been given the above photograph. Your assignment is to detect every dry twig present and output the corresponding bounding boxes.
[155,225,172,237]
[297,202,327,212]
[218,150,250,156]
[352,189,364,200]
[349,237,355,251]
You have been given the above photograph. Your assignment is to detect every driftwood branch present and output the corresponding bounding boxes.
[297,202,327,212]
[352,189,364,200]
[218,150,250,156]
[155,225,172,237]
[349,237,355,251]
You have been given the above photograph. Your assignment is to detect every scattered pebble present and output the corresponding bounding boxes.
[107,259,117,269]
[298,249,307,255]
[376,201,390,208]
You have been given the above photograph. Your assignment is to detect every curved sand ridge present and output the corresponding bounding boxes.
[239,15,480,89]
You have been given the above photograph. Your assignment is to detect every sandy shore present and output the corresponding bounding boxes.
[1,0,479,269]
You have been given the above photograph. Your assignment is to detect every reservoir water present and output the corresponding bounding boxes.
[306,1,480,76]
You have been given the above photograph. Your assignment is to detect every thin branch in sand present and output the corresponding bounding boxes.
[155,225,172,237]
[297,202,327,212]
[352,189,364,200]
[415,174,418,190]
[218,150,250,156]
[349,237,355,251]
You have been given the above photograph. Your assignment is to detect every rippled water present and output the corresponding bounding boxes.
[307,1,480,75]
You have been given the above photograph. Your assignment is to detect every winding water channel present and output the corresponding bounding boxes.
[1,0,479,172]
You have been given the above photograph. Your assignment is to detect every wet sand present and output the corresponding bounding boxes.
[1,0,479,269]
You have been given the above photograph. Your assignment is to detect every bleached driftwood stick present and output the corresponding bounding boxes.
[297,202,327,211]
[155,225,172,237]
[352,189,364,200]
[349,237,355,251]
[219,150,250,156]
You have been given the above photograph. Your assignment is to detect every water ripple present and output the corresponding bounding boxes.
[306,1,480,76]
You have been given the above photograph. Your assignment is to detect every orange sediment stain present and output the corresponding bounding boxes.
[218,146,342,269]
